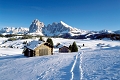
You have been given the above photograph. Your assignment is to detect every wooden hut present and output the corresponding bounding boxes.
[23,40,53,57]
[59,46,71,53]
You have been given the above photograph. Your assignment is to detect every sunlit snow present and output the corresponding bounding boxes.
[0,37,120,80]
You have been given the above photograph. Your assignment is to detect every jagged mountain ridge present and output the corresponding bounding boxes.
[0,27,29,35]
[0,19,120,39]
[43,21,88,36]
[29,19,88,36]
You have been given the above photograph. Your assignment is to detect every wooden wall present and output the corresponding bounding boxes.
[35,44,52,56]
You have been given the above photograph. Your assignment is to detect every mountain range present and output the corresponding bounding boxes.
[0,19,120,39]
[0,27,29,35]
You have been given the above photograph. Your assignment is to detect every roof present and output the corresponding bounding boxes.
[58,44,69,48]
[26,40,43,50]
[57,44,70,48]
[59,46,69,49]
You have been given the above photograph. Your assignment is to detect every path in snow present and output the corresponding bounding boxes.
[70,53,80,80]
[70,52,83,80]
[80,52,83,80]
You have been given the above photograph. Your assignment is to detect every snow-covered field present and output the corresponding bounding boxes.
[0,37,120,80]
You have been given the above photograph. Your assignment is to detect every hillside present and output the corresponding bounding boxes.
[0,38,120,80]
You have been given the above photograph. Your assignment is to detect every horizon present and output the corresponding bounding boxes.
[0,0,120,31]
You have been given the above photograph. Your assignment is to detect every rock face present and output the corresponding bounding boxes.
[29,19,85,36]
[43,21,85,36]
[29,19,44,35]
[43,21,72,36]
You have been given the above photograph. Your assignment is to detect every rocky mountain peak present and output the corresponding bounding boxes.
[42,21,82,36]
[29,19,44,35]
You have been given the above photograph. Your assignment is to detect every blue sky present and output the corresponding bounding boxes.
[0,0,120,31]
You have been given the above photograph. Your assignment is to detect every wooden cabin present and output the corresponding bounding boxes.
[59,46,71,53]
[23,40,53,57]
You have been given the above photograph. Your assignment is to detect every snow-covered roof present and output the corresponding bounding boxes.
[57,44,70,48]
[26,40,43,50]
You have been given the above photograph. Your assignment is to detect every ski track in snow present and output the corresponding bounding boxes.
[80,52,83,80]
[70,52,83,80]
[70,53,78,80]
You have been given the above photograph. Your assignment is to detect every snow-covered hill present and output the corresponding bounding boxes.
[0,38,120,80]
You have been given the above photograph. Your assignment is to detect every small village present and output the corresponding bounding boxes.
[23,37,79,57]
[0,35,86,57]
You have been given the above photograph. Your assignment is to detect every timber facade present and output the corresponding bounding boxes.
[23,42,53,57]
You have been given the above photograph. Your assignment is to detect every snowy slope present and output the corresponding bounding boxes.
[82,49,120,80]
[0,37,120,80]
[0,50,76,80]
[0,38,39,49]
[0,48,120,80]
[0,37,8,44]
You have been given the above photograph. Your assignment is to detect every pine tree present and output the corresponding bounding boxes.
[71,41,78,52]
[39,36,44,41]
[69,44,72,51]
[46,38,53,47]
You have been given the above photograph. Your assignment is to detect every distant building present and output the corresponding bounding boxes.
[23,40,53,57]
[59,46,71,53]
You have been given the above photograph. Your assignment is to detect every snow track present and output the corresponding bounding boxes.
[70,53,79,80]
[70,52,83,80]
[80,52,83,80]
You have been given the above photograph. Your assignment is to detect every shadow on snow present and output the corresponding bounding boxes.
[0,54,26,60]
